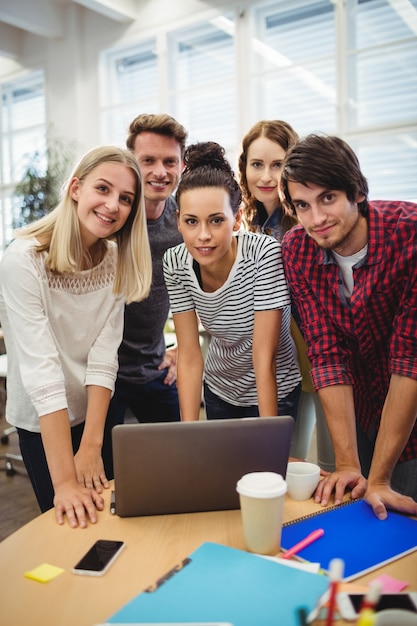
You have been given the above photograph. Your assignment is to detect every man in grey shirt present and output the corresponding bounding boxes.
[103,113,187,477]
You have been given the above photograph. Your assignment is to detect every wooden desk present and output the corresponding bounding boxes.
[0,484,416,626]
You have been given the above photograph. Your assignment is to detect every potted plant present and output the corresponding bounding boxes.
[13,131,77,228]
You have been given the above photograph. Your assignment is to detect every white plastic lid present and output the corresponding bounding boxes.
[236,471,287,499]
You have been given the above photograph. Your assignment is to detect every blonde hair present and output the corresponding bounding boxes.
[238,120,299,235]
[16,145,152,304]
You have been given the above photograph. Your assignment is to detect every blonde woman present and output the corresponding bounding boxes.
[0,146,152,528]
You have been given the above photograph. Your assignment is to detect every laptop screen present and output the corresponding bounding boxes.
[112,416,294,517]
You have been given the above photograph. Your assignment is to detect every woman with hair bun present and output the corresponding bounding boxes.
[163,141,301,422]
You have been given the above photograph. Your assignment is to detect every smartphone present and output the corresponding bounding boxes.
[338,592,417,621]
[72,539,125,576]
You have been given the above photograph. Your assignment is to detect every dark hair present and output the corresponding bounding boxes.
[281,134,369,216]
[238,120,299,234]
[176,141,242,215]
[126,113,187,158]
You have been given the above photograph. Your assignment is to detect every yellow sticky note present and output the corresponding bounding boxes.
[24,563,65,583]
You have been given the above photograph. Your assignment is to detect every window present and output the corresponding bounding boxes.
[251,0,337,135]
[101,16,237,155]
[100,0,417,200]
[251,0,417,200]
[0,70,46,252]
[348,0,417,129]
[345,0,417,199]
[167,16,237,151]
[100,40,159,146]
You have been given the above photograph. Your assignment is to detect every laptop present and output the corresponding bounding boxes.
[112,416,294,517]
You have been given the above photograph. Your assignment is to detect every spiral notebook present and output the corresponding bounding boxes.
[280,498,417,581]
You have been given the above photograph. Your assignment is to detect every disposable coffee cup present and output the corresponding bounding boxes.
[236,471,287,555]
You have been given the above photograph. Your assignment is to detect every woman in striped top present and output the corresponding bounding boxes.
[163,141,301,422]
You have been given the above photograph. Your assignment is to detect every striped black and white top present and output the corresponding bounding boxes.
[163,230,301,406]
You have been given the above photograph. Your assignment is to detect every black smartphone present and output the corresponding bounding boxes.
[72,539,125,576]
[338,592,417,621]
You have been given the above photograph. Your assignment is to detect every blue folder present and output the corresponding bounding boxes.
[281,499,417,581]
[105,541,329,625]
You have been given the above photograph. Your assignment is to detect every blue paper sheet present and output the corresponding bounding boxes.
[105,542,329,625]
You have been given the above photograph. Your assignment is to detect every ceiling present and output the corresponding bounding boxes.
[0,0,144,60]
[2,0,417,62]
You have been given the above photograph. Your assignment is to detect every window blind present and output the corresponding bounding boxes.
[0,71,45,252]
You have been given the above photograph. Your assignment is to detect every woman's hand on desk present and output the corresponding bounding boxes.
[74,446,109,494]
[53,480,104,528]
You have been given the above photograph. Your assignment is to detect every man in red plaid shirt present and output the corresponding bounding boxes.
[281,134,417,520]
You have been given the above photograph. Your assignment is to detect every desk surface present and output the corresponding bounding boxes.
[0,483,416,626]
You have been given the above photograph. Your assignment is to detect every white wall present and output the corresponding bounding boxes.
[0,0,240,155]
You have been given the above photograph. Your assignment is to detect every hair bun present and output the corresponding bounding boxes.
[184,141,229,173]
[177,141,241,213]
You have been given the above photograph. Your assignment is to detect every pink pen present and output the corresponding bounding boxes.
[281,528,325,560]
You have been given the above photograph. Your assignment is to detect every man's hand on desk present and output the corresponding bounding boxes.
[315,466,417,519]
[53,480,104,529]
[314,466,367,507]
[158,346,178,385]
[364,482,417,520]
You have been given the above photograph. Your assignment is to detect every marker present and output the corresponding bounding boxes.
[357,608,377,626]
[110,490,116,515]
[325,558,344,626]
[359,582,382,611]
[357,582,381,626]
[281,528,325,559]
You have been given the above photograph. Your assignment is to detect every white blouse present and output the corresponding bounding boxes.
[0,238,124,432]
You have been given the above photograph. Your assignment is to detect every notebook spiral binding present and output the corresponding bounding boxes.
[282,498,358,526]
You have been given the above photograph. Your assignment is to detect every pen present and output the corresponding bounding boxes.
[325,557,344,626]
[296,606,308,626]
[110,490,116,515]
[281,528,325,559]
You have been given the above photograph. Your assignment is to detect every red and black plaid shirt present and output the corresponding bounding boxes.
[282,200,417,462]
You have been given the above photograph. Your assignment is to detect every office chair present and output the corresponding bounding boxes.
[0,353,24,475]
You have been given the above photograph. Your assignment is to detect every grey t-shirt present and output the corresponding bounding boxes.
[117,196,182,385]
